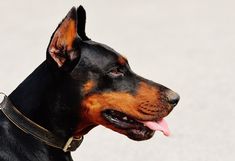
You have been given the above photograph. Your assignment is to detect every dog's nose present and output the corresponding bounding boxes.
[165,89,180,107]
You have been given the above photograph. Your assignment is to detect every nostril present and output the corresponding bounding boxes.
[165,90,180,107]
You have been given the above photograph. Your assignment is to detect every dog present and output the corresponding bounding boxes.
[0,6,179,161]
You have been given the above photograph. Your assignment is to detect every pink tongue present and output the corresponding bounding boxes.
[142,119,170,136]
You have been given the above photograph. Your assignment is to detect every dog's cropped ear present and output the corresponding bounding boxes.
[48,7,79,67]
[77,5,90,41]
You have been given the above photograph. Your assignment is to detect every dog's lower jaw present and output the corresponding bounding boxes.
[126,129,155,141]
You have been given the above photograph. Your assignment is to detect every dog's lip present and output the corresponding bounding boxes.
[102,109,155,140]
[101,109,170,137]
[101,109,143,129]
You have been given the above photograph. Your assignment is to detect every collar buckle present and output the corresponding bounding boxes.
[63,136,83,152]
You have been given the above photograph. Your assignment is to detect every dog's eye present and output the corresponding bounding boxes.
[108,68,124,78]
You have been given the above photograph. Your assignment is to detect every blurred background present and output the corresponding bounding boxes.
[0,0,234,161]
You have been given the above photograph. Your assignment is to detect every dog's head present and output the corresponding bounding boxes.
[47,6,179,141]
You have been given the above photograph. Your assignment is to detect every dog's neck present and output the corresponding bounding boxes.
[9,61,79,139]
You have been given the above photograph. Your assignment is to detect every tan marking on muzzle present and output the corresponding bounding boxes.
[81,82,169,123]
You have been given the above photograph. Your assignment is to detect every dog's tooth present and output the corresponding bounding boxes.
[123,116,128,120]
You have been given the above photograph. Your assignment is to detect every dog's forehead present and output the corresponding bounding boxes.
[79,40,126,69]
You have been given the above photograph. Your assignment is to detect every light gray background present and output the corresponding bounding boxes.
[0,0,234,161]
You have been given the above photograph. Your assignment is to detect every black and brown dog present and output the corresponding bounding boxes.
[0,6,179,161]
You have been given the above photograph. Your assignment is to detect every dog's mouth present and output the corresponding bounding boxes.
[102,109,170,141]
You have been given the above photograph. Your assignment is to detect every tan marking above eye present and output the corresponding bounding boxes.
[118,56,127,65]
[83,81,95,94]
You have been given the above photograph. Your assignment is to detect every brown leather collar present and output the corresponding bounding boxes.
[0,93,83,152]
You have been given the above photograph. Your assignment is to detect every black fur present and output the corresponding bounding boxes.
[0,6,179,161]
